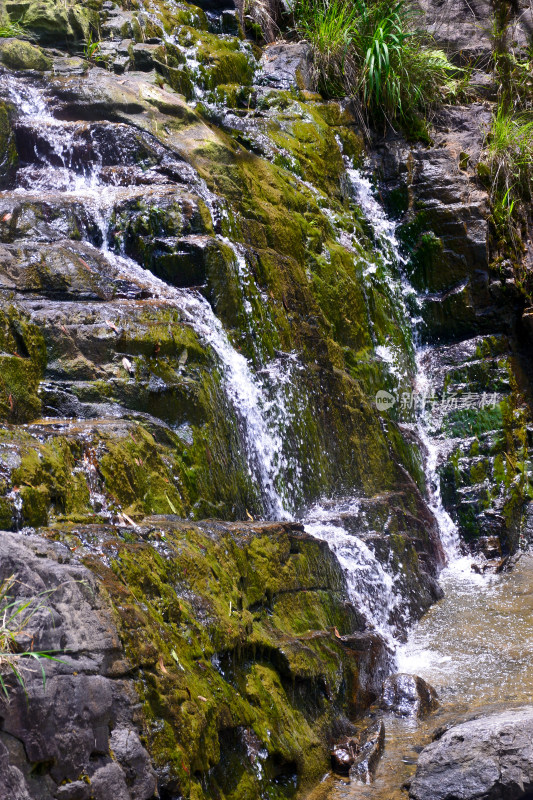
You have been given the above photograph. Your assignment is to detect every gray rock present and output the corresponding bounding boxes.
[418,0,533,63]
[409,706,533,800]
[110,728,157,800]
[381,673,439,718]
[257,42,314,91]
[130,43,160,72]
[90,763,130,800]
[0,739,32,800]
[0,534,152,799]
[54,781,91,800]
[350,719,385,783]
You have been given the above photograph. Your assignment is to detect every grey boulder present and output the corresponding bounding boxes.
[256,42,314,91]
[409,706,533,800]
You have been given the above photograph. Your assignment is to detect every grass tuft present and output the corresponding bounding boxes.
[483,107,533,251]
[289,0,457,128]
[0,21,27,38]
[0,575,63,701]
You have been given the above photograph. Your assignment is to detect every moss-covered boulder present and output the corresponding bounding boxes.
[0,99,17,187]
[0,521,391,800]
[7,0,97,43]
[0,38,51,70]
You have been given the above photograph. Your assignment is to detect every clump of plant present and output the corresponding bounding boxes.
[0,20,27,38]
[290,0,359,95]
[482,107,533,265]
[83,32,105,65]
[243,0,279,42]
[0,575,62,700]
[478,0,533,293]
[288,0,456,129]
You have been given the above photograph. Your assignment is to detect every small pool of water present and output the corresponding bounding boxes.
[323,552,533,800]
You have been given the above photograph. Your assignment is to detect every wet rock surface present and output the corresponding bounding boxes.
[257,42,314,91]
[409,707,533,800]
[0,519,382,799]
[331,719,386,783]
[381,673,439,718]
[375,99,533,553]
[350,719,386,783]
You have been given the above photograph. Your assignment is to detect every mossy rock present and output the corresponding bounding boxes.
[45,519,368,800]
[175,27,255,90]
[0,308,46,423]
[0,100,17,188]
[0,38,51,70]
[20,484,48,526]
[8,0,97,43]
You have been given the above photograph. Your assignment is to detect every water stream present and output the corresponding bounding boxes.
[303,166,462,647]
[322,553,533,800]
[312,169,533,799]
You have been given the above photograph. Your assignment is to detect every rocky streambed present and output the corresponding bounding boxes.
[322,553,533,800]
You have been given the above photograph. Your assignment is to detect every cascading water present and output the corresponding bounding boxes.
[5,73,295,520]
[304,499,404,647]
[299,165,465,648]
[7,67,466,649]
[346,167,462,562]
[5,69,462,642]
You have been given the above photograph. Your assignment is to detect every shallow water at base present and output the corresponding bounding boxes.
[324,553,533,800]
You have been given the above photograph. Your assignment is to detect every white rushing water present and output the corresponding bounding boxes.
[304,166,464,648]
[305,499,405,646]
[6,75,294,520]
[348,169,461,560]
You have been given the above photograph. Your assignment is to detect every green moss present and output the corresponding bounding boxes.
[16,0,97,43]
[58,521,364,800]
[98,426,186,518]
[0,100,16,188]
[174,27,255,91]
[0,308,46,423]
[20,484,49,526]
[0,39,51,70]
[445,405,504,438]
[204,84,254,109]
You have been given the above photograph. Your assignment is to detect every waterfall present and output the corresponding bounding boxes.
[302,166,465,647]
[6,71,457,645]
[347,168,461,562]
[304,499,405,647]
[6,74,292,520]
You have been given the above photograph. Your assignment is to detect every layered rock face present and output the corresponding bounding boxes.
[0,0,531,795]
[375,100,533,553]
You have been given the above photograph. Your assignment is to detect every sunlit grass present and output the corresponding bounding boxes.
[290,0,455,126]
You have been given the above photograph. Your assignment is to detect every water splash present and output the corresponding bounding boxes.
[305,499,404,645]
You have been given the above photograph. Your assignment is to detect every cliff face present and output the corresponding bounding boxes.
[0,0,532,796]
